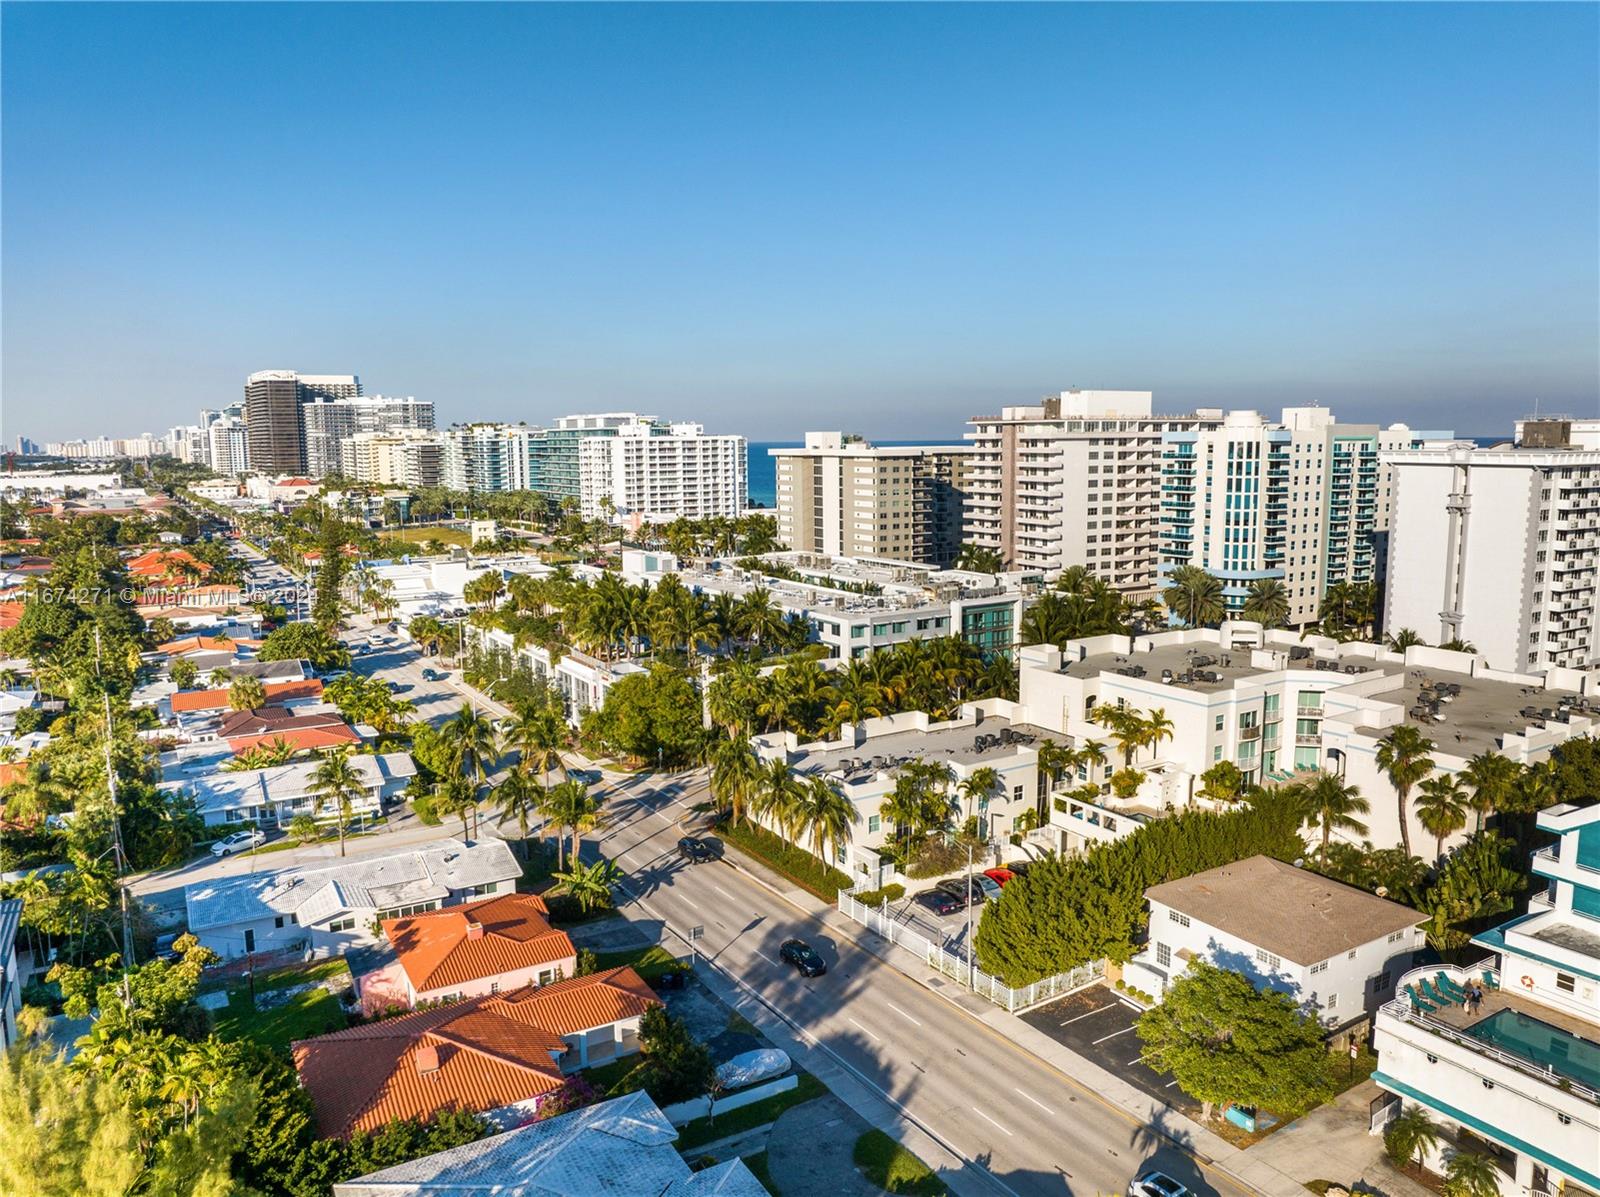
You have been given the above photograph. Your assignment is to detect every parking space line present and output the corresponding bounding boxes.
[886,1002,922,1027]
[1091,1025,1136,1045]
[1125,1056,1143,1067]
[847,1017,881,1042]
[1165,1080,1180,1089]
[971,1106,1013,1137]
[1058,1005,1111,1026]
[1012,1088,1055,1116]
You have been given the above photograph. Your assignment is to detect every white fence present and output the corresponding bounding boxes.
[660,1073,799,1126]
[838,891,1104,1012]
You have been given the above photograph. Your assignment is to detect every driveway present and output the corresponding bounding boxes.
[1020,985,1198,1117]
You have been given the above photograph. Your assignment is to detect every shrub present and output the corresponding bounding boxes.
[718,818,852,900]
[905,836,969,879]
[854,883,906,906]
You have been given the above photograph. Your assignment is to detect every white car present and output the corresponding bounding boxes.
[1128,1172,1189,1197]
[211,828,266,857]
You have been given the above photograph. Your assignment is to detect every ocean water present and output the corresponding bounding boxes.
[746,439,964,509]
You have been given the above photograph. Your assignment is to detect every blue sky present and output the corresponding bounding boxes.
[3,3,1596,441]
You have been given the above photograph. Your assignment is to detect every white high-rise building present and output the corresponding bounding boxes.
[302,395,436,478]
[207,416,250,477]
[577,420,746,523]
[1384,431,1600,671]
[965,390,1225,592]
[342,428,447,489]
[1158,408,1452,627]
[442,424,540,493]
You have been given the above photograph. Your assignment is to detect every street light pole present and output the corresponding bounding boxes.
[965,841,975,989]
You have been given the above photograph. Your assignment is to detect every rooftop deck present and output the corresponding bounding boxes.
[789,715,1051,783]
[1059,642,1394,692]
[1357,668,1587,758]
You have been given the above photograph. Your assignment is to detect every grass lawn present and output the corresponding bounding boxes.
[581,1054,644,1097]
[385,525,472,548]
[741,1151,780,1196]
[675,1071,827,1151]
[592,943,685,982]
[210,959,351,1051]
[852,1129,947,1196]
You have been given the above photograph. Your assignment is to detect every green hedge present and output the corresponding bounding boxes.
[975,789,1305,985]
[854,883,906,907]
[718,819,853,901]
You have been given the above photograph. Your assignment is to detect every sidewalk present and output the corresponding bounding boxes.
[1245,1081,1434,1197]
[713,831,1311,1197]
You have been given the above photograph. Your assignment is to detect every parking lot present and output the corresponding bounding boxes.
[1020,983,1200,1117]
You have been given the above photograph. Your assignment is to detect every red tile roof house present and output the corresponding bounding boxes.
[214,707,362,755]
[356,893,577,1016]
[169,678,324,715]
[292,968,661,1137]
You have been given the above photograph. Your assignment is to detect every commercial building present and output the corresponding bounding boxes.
[1158,408,1451,627]
[771,432,974,566]
[341,427,447,488]
[1123,855,1426,1022]
[302,395,435,478]
[578,418,747,523]
[1014,626,1600,858]
[1373,800,1600,1195]
[243,370,361,475]
[182,838,520,961]
[1384,433,1600,672]
[964,390,1224,590]
[623,549,1041,660]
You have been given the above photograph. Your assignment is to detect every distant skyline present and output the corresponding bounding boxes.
[3,3,1596,442]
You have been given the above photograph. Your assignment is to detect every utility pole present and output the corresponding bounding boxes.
[965,840,975,989]
[95,627,136,1009]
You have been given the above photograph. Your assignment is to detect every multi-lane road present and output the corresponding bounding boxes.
[592,767,1248,1197]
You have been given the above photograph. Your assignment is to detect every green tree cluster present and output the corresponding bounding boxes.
[581,665,706,766]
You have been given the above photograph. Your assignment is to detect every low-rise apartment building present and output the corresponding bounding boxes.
[1124,855,1426,1025]
[465,623,647,725]
[623,549,1040,660]
[1373,800,1600,1195]
[159,744,416,828]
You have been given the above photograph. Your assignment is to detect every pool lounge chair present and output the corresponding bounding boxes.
[1436,972,1469,1002]
[1423,978,1456,1006]
[1481,970,1500,991]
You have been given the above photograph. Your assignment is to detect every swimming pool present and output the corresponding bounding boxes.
[1465,1007,1600,1092]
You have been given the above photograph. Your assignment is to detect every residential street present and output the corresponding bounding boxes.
[590,766,1251,1197]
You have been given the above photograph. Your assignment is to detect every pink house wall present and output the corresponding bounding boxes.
[411,953,579,1006]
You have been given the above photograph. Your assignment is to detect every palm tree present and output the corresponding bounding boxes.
[564,785,608,863]
[750,759,802,843]
[1139,708,1176,762]
[1036,739,1076,791]
[709,737,762,826]
[1300,772,1370,864]
[827,660,884,732]
[1376,725,1435,859]
[1092,703,1145,769]
[737,588,786,649]
[1414,774,1468,863]
[1442,1153,1502,1197]
[1384,1105,1440,1171]
[1241,578,1290,628]
[552,858,623,914]
[1386,628,1426,651]
[501,707,567,788]
[442,703,499,834]
[1163,564,1225,628]
[494,769,542,855]
[1461,750,1520,833]
[958,766,1001,827]
[309,749,366,857]
[227,675,266,711]
[796,775,855,864]
[1078,740,1108,788]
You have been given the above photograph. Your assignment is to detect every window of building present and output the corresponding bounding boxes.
[1255,948,1281,971]
[468,882,499,896]
[1310,960,1328,975]
[1386,929,1406,944]
[1325,992,1339,1010]
[537,968,556,985]
[1168,910,1190,928]
[490,981,500,994]
[329,917,356,933]
[1214,714,1224,731]
[1557,972,1577,993]
[1156,943,1171,967]
[867,815,880,834]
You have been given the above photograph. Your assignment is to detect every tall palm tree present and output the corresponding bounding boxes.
[1241,578,1290,628]
[564,785,608,863]
[443,702,500,796]
[709,737,762,826]
[1461,750,1521,832]
[1300,772,1370,864]
[750,759,802,843]
[494,769,542,854]
[1139,708,1176,762]
[1092,703,1145,769]
[796,775,856,864]
[1036,739,1076,791]
[737,588,786,648]
[1078,740,1108,788]
[827,660,884,732]
[959,766,1001,827]
[1385,1105,1439,1171]
[1163,565,1225,628]
[500,706,567,788]
[538,779,592,868]
[309,749,366,857]
[1414,774,1468,863]
[1376,725,1435,859]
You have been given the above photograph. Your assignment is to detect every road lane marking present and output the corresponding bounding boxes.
[1091,1025,1136,1044]
[971,1106,1013,1136]
[712,884,734,900]
[679,896,701,911]
[846,1017,880,1042]
[886,1002,922,1026]
[1058,1005,1111,1026]
[1012,1087,1055,1116]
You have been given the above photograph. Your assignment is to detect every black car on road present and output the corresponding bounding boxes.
[677,836,717,864]
[779,938,827,977]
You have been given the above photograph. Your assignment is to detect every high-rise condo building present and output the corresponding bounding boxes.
[342,428,447,489]
[442,424,541,493]
[578,420,747,523]
[1158,408,1450,627]
[302,395,436,477]
[243,370,361,475]
[964,391,1224,590]
[207,416,250,476]
[538,413,654,500]
[771,433,973,566]
[1384,426,1600,672]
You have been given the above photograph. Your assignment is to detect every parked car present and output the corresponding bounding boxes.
[677,836,716,864]
[152,932,183,964]
[983,867,1015,888]
[933,878,977,907]
[1005,859,1033,878]
[779,938,827,977]
[1128,1172,1189,1197]
[936,875,1001,903]
[211,828,266,857]
[916,888,966,916]
[651,967,688,991]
